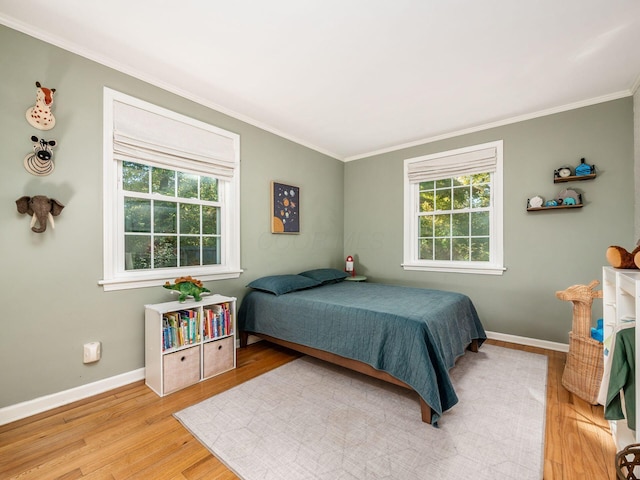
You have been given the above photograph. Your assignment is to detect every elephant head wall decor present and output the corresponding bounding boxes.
[16,195,65,233]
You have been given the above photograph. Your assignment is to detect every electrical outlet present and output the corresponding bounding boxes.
[83,342,101,363]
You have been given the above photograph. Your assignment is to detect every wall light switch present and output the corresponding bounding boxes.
[83,342,101,363]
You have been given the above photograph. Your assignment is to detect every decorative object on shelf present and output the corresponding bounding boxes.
[271,181,299,234]
[163,276,211,302]
[555,167,572,178]
[529,195,544,208]
[605,242,640,270]
[544,199,558,207]
[556,188,579,204]
[575,157,595,176]
[24,135,56,176]
[15,195,64,233]
[555,280,604,404]
[25,81,56,130]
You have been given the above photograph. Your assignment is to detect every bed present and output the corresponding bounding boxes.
[238,269,486,425]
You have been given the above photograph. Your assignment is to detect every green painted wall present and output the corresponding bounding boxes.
[1,22,635,410]
[344,98,635,343]
[0,25,344,407]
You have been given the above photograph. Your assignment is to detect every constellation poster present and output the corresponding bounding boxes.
[271,182,299,234]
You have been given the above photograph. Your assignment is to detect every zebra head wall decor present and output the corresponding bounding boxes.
[24,135,56,176]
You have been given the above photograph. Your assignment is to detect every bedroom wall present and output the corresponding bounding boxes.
[344,98,635,344]
[0,25,344,408]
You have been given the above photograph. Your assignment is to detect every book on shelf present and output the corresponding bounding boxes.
[203,302,234,341]
[161,302,233,351]
[161,308,201,351]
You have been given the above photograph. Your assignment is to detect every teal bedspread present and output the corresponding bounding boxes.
[238,281,486,425]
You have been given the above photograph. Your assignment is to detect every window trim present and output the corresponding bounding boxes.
[402,140,505,275]
[100,88,242,291]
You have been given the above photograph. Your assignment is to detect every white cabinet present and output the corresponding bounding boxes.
[145,294,236,396]
[602,267,640,449]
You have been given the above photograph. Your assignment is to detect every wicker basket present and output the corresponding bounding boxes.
[562,332,604,404]
[616,443,640,480]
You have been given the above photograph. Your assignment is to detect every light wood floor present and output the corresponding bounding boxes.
[0,339,618,479]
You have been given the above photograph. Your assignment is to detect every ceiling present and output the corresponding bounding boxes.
[1,0,639,161]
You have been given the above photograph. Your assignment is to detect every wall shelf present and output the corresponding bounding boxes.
[554,173,596,183]
[527,204,583,212]
[527,193,583,212]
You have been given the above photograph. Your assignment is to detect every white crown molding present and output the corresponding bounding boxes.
[0,14,342,162]
[0,368,145,426]
[1,14,635,164]
[345,90,634,162]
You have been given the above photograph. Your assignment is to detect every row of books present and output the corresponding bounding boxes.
[161,303,234,352]
[204,303,233,340]
[162,309,199,351]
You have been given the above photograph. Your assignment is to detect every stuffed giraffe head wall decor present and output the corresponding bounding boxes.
[25,81,56,130]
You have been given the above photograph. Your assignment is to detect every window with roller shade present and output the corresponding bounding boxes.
[100,88,241,291]
[403,140,505,275]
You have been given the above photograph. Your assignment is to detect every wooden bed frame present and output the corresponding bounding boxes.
[240,331,479,424]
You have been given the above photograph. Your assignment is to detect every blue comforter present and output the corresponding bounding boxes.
[238,281,486,424]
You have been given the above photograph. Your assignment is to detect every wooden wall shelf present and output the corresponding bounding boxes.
[554,173,596,183]
[527,204,583,212]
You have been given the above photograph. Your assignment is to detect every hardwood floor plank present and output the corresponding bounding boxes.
[0,340,617,480]
[182,456,238,480]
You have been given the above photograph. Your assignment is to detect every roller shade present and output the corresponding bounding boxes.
[407,146,496,184]
[113,101,238,179]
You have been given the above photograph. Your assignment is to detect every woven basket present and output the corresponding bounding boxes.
[562,332,604,404]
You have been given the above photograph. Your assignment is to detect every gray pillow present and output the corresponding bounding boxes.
[246,274,321,295]
[298,268,349,285]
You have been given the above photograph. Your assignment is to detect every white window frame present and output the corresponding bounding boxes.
[402,140,505,275]
[100,88,242,291]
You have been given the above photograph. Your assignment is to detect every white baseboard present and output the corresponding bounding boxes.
[485,330,569,352]
[0,368,145,426]
[1,332,566,426]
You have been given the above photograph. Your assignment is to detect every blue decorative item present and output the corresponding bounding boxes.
[545,200,558,207]
[590,318,603,342]
[563,197,577,206]
[575,158,594,176]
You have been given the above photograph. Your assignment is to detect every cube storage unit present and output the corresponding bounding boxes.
[145,294,236,396]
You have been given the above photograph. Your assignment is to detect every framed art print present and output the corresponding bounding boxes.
[271,181,299,234]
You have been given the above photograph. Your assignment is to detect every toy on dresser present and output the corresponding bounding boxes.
[606,242,640,270]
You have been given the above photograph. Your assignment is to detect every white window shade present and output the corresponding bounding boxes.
[407,146,496,184]
[113,101,238,179]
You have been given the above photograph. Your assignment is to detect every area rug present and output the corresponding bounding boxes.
[175,344,547,480]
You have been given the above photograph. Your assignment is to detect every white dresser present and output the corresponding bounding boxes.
[602,266,640,449]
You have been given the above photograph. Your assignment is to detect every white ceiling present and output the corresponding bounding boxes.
[1,0,639,161]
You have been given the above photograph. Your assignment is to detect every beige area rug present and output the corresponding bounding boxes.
[175,344,547,480]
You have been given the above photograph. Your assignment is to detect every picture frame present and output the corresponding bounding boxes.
[271,181,300,234]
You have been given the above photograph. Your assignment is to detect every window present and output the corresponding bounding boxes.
[403,141,504,275]
[100,88,241,291]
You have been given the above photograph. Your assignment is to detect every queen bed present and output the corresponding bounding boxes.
[238,269,486,425]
